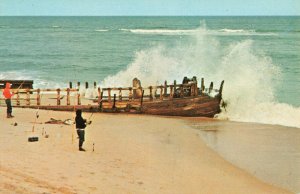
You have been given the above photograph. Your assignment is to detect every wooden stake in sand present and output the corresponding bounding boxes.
[32,109,40,133]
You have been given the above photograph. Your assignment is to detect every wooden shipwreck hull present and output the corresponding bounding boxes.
[142,95,221,117]
[1,77,224,117]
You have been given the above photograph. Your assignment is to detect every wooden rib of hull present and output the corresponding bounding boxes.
[14,95,221,117]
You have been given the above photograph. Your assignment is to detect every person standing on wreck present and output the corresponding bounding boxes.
[75,109,87,151]
[3,82,14,118]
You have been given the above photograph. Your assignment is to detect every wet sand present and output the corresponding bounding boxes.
[186,118,300,193]
[0,107,293,194]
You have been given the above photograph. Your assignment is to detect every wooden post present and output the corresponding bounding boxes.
[112,94,116,109]
[209,82,214,93]
[118,88,122,101]
[191,83,195,96]
[195,81,198,96]
[26,89,30,105]
[140,90,144,108]
[180,85,184,97]
[67,88,70,105]
[160,86,163,100]
[219,80,224,98]
[16,92,20,106]
[85,82,89,89]
[69,82,72,89]
[57,88,61,105]
[170,85,173,99]
[164,80,167,96]
[174,80,177,91]
[99,91,103,110]
[201,78,205,93]
[108,88,111,102]
[149,86,153,101]
[77,82,80,89]
[37,89,41,105]
[97,87,102,104]
[77,93,81,105]
[193,76,198,96]
[94,81,97,89]
[129,87,133,101]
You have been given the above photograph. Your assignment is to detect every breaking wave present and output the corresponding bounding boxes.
[105,23,300,128]
[120,28,276,36]
[120,28,197,35]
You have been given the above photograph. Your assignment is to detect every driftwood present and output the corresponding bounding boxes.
[45,118,74,125]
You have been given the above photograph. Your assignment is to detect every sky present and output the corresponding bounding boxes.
[0,0,299,16]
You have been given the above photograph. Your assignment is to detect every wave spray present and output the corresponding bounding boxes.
[103,22,300,128]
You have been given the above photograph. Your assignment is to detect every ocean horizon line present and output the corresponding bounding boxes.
[0,15,299,17]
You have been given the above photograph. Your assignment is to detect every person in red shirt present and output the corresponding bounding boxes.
[3,82,14,118]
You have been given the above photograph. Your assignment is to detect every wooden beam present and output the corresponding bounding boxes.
[201,78,205,93]
[26,89,30,105]
[129,87,133,101]
[119,88,122,101]
[149,86,153,101]
[164,80,167,96]
[209,82,213,93]
[98,87,102,104]
[113,94,116,109]
[108,88,111,102]
[66,88,70,105]
[37,88,41,106]
[160,85,163,100]
[77,93,81,105]
[57,88,61,105]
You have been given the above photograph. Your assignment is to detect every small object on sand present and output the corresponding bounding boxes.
[64,119,74,125]
[44,131,49,138]
[28,137,39,142]
[93,143,95,152]
[11,122,18,126]
[45,118,74,125]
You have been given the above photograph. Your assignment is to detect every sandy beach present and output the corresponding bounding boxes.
[0,107,294,194]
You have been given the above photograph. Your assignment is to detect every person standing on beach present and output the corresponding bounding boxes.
[75,109,87,151]
[2,82,14,118]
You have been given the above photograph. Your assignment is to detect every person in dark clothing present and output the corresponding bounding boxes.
[75,109,87,151]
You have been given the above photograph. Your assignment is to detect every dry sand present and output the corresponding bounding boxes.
[0,107,293,194]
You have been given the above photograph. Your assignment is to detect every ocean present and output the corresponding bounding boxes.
[0,16,299,127]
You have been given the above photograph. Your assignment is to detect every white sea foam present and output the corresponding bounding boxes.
[120,28,276,36]
[0,71,32,81]
[84,88,98,98]
[120,28,197,35]
[95,29,108,32]
[219,28,252,33]
[52,26,60,28]
[104,23,300,128]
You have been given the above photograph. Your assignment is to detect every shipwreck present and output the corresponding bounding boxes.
[0,77,224,117]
